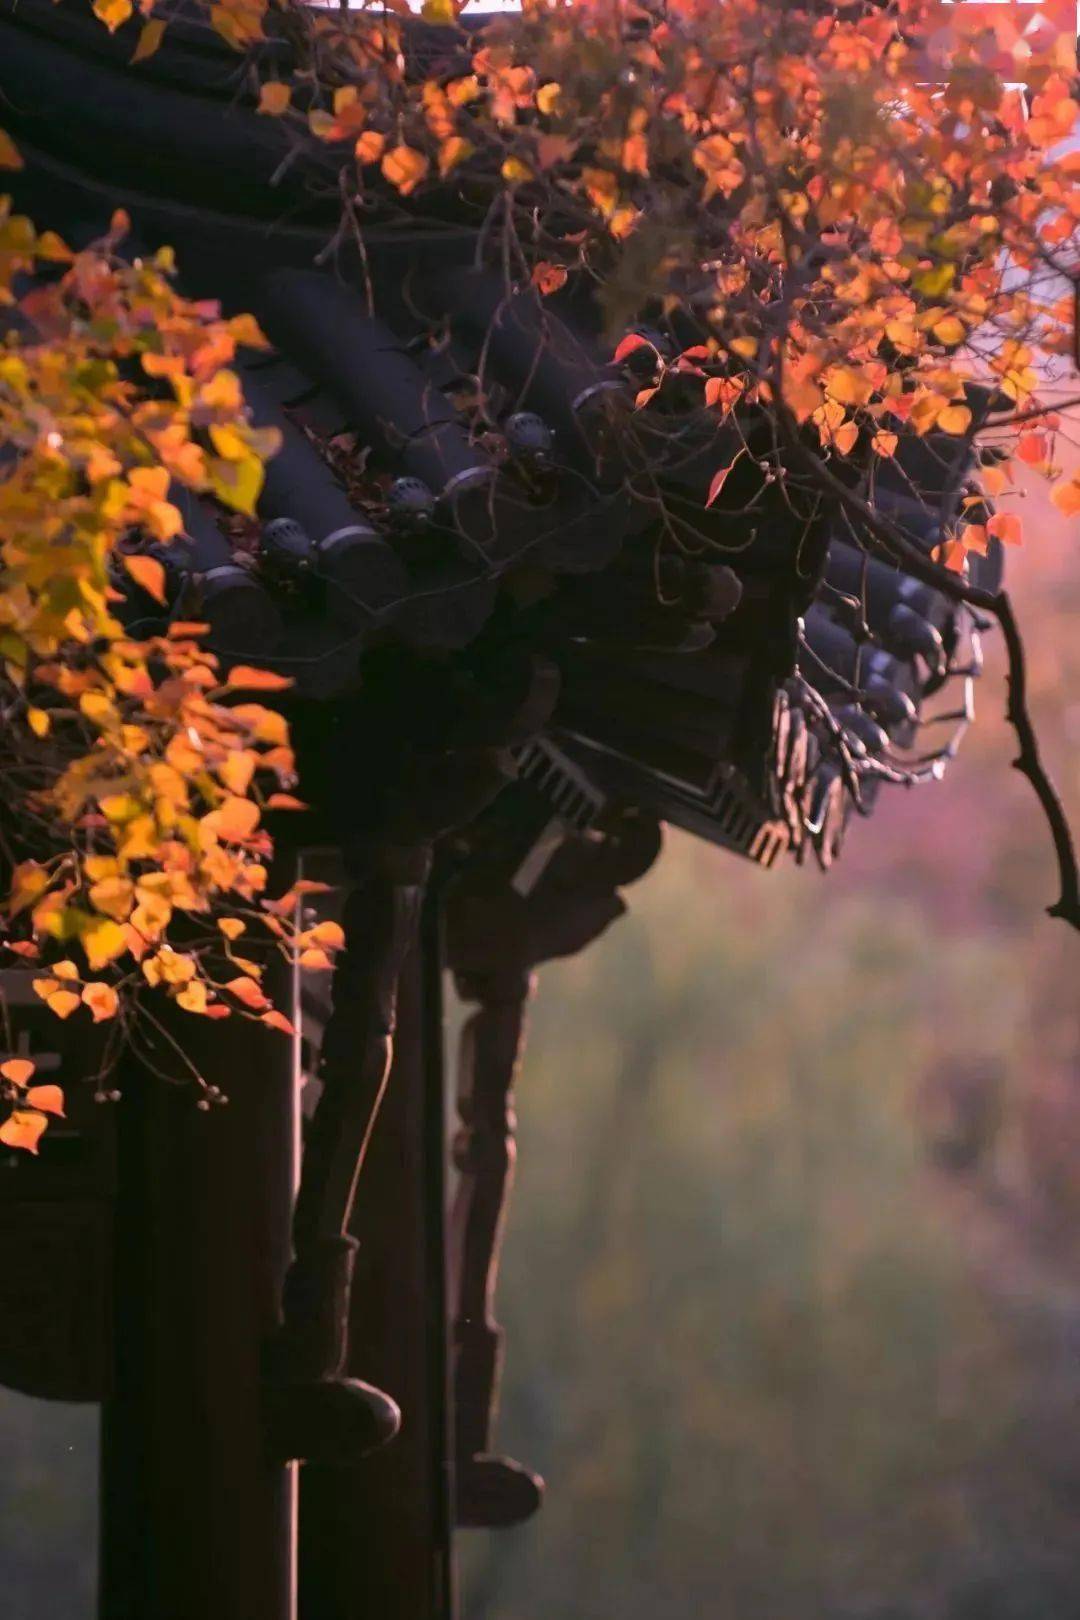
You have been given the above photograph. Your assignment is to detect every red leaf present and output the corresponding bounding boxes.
[705,452,743,509]
[614,333,655,364]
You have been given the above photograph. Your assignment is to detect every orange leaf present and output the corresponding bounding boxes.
[225,666,294,693]
[381,144,429,197]
[1051,476,1080,518]
[219,750,257,796]
[123,553,169,606]
[298,948,334,972]
[355,130,387,166]
[82,982,120,1023]
[46,990,81,1021]
[261,1010,298,1037]
[0,128,23,171]
[0,1110,48,1154]
[265,794,308,812]
[1017,433,1049,466]
[0,1058,35,1088]
[987,512,1023,546]
[25,1084,64,1116]
[202,795,261,842]
[532,262,568,297]
[223,975,269,1010]
[258,82,292,117]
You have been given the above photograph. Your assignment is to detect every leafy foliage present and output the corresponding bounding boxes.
[0,207,343,1144]
[0,0,1078,1145]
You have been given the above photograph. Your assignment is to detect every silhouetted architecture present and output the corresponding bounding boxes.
[0,5,1003,1617]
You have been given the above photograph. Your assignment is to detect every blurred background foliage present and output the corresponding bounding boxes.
[1,492,1077,1619]
[458,484,1080,1620]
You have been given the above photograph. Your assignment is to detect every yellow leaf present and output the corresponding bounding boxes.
[937,404,971,436]
[206,453,264,517]
[219,749,257,796]
[502,156,534,185]
[932,315,967,347]
[131,894,173,941]
[8,860,49,917]
[131,19,166,63]
[0,128,23,172]
[143,949,196,988]
[0,1110,47,1154]
[913,263,955,297]
[53,960,80,981]
[536,82,562,116]
[833,421,859,456]
[27,707,50,738]
[117,815,158,862]
[81,917,129,972]
[218,917,246,941]
[123,553,169,606]
[258,82,292,117]
[421,0,457,18]
[82,982,120,1023]
[176,981,208,1015]
[100,793,142,825]
[0,1058,35,1087]
[826,367,873,409]
[26,1083,64,1116]
[80,690,117,727]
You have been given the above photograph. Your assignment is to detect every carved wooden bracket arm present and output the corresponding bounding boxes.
[445,808,662,1527]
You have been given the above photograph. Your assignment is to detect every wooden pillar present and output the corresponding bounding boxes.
[298,882,455,1620]
[99,965,299,1620]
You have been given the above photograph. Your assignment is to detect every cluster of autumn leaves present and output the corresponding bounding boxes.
[248,0,1078,537]
[0,0,1078,1150]
[0,204,335,1149]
